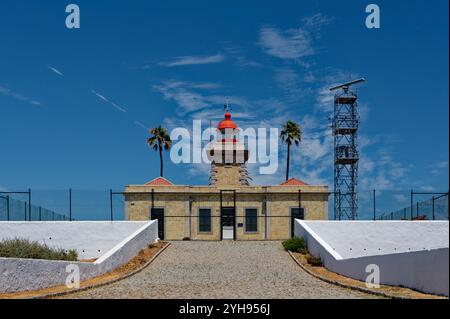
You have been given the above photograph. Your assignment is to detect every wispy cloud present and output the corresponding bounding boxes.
[153,80,249,117]
[148,18,410,190]
[156,79,296,185]
[160,53,225,67]
[258,13,331,65]
[262,15,333,100]
[153,84,210,114]
[428,160,448,176]
[354,133,417,191]
[302,13,333,35]
[92,90,127,113]
[274,68,310,100]
[47,65,64,76]
[0,85,41,106]
[306,71,419,191]
[222,45,262,68]
[157,80,222,90]
[270,70,369,187]
[307,71,414,191]
[134,120,149,131]
[287,115,334,185]
[259,25,314,60]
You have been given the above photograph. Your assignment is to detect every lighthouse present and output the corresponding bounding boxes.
[125,107,330,241]
[207,109,250,186]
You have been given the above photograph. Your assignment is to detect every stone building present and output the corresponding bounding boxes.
[125,111,329,240]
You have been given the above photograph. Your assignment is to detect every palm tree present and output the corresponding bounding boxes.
[280,120,302,181]
[147,126,172,177]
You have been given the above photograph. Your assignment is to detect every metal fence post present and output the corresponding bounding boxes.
[333,192,336,220]
[432,196,435,220]
[410,189,413,220]
[69,188,72,221]
[110,189,113,221]
[373,189,376,221]
[39,207,42,221]
[416,202,419,218]
[338,190,342,221]
[24,202,27,221]
[28,189,31,221]
[6,196,10,221]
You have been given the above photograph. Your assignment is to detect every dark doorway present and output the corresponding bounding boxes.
[150,207,165,240]
[290,207,305,238]
[221,207,236,240]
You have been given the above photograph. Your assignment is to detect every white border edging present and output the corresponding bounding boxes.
[294,220,449,296]
[32,242,171,299]
[297,220,343,260]
[0,221,158,294]
[95,222,155,264]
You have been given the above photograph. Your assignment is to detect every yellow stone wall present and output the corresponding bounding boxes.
[124,185,329,241]
[266,193,328,240]
[213,165,242,186]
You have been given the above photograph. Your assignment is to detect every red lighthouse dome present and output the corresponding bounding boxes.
[206,109,249,168]
[217,112,237,130]
[217,111,239,143]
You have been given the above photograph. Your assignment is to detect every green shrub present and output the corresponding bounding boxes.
[66,249,78,261]
[282,236,306,252]
[0,238,78,261]
[306,254,323,267]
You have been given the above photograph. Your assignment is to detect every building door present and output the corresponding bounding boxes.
[150,207,165,240]
[290,207,305,238]
[221,207,235,240]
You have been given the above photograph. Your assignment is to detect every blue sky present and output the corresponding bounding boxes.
[0,0,448,217]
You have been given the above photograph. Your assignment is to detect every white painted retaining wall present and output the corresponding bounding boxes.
[0,221,158,293]
[295,220,449,296]
[0,221,151,260]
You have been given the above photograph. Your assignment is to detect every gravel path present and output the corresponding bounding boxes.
[64,241,373,299]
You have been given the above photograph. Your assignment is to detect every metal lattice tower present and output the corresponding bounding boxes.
[330,79,365,220]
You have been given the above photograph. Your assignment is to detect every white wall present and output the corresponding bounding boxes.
[295,220,449,296]
[0,221,150,259]
[297,221,448,258]
[0,221,158,293]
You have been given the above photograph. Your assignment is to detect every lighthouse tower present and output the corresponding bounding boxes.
[207,109,250,186]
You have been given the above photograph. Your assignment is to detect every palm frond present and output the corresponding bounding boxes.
[280,120,302,146]
[147,125,172,151]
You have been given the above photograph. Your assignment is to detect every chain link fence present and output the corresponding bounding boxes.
[0,192,70,221]
[377,192,449,221]
[1,189,448,222]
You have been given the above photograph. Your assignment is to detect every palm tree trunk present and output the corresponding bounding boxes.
[159,146,163,177]
[286,143,290,181]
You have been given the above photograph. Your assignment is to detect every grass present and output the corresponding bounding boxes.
[0,238,78,261]
[0,242,168,299]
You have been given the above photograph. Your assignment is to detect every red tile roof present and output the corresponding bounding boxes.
[145,177,174,186]
[280,178,309,186]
